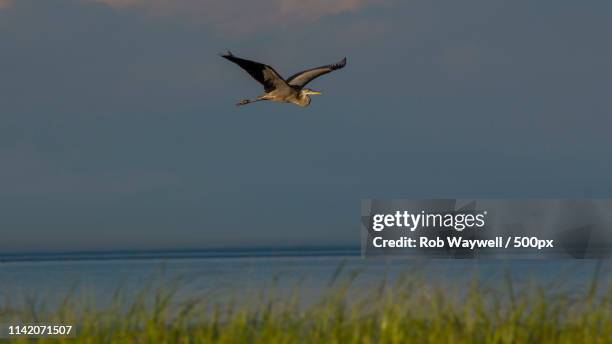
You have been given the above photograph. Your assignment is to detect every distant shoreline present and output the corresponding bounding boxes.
[0,246,361,264]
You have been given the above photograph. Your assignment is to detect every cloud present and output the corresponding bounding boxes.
[276,0,378,18]
[90,0,387,34]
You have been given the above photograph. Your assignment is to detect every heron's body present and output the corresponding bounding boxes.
[221,52,346,107]
[258,88,310,107]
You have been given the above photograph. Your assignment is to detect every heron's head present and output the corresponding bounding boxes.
[302,88,322,96]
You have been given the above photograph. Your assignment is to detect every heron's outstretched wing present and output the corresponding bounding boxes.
[286,58,346,88]
[221,51,289,93]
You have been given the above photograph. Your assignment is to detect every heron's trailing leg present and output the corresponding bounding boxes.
[236,96,266,106]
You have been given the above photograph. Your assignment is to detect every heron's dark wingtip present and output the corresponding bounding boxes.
[220,50,234,58]
[333,57,347,70]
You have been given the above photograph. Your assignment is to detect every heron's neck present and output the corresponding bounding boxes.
[296,92,311,107]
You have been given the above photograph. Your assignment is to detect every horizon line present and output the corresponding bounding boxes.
[0,245,361,263]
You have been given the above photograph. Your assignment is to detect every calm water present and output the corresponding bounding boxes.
[0,249,610,310]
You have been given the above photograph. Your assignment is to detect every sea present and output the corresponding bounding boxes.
[0,248,609,310]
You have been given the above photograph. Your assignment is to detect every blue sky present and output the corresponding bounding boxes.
[1,0,611,252]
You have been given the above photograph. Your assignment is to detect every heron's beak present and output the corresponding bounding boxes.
[310,90,322,95]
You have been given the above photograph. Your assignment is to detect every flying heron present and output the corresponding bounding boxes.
[221,51,346,107]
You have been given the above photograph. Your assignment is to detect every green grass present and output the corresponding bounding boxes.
[1,263,611,343]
